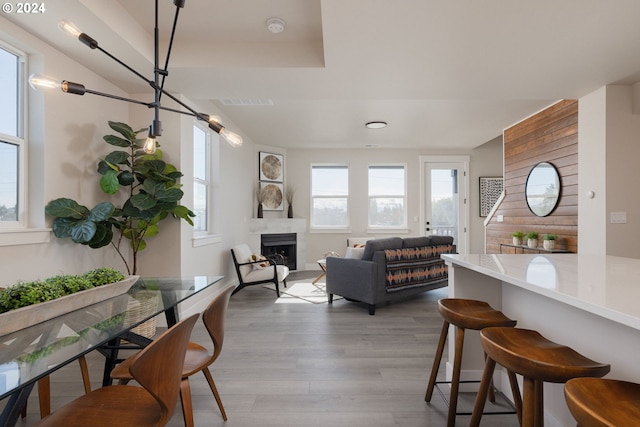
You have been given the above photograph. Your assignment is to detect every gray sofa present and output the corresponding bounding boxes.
[326,236,454,315]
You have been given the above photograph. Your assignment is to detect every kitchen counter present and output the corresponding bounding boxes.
[442,253,640,427]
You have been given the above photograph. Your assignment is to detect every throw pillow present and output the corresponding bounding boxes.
[249,253,270,270]
[345,247,365,259]
[353,243,366,248]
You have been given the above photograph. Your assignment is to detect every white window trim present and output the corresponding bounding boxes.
[367,163,408,230]
[0,40,29,235]
[310,163,350,231]
[191,123,221,247]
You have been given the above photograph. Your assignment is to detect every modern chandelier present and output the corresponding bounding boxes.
[29,0,242,153]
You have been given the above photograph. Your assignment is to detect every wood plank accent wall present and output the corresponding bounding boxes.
[485,100,578,254]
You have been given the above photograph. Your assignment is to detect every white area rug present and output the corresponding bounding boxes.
[263,281,343,304]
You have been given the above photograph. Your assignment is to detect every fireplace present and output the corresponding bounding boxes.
[261,233,297,270]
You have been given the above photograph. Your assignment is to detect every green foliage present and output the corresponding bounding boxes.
[44,275,93,294]
[45,121,195,274]
[0,268,125,314]
[83,267,125,286]
[543,233,558,240]
[511,231,525,238]
[526,231,539,239]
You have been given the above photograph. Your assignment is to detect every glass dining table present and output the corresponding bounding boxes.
[0,275,224,427]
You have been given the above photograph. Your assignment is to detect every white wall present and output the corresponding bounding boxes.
[468,136,503,253]
[578,87,607,255]
[0,15,130,284]
[285,144,502,266]
[605,85,640,258]
[578,85,640,258]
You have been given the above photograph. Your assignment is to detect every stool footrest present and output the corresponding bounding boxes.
[432,381,518,416]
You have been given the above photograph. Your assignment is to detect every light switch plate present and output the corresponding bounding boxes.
[610,212,627,224]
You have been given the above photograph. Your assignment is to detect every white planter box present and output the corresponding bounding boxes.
[0,275,139,336]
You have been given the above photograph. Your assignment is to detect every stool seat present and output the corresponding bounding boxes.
[480,327,611,383]
[426,298,518,427]
[470,327,610,427]
[564,378,640,427]
[438,299,517,330]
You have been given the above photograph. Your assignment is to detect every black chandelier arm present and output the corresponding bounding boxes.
[84,88,153,107]
[158,1,184,103]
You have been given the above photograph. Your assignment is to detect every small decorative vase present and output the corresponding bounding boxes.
[543,240,555,250]
[513,237,522,246]
[287,204,293,218]
[257,204,263,218]
[527,238,538,248]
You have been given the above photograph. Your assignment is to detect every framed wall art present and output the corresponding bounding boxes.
[260,181,284,211]
[259,152,284,182]
[479,177,503,217]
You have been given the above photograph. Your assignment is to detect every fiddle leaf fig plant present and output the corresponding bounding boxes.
[45,121,195,274]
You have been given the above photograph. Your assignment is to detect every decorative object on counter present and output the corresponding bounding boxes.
[543,233,558,250]
[0,268,137,336]
[526,231,539,248]
[479,176,503,217]
[525,162,561,217]
[511,231,525,246]
[44,121,195,275]
[285,185,295,218]
[256,183,264,218]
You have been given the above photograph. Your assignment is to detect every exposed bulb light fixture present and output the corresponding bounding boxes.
[206,116,243,147]
[143,135,157,154]
[29,0,242,149]
[365,121,387,129]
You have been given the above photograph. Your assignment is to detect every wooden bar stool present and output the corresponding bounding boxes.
[470,327,611,427]
[425,298,519,427]
[564,377,640,427]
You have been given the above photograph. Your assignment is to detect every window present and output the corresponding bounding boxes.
[311,165,349,228]
[368,165,406,228]
[193,124,209,233]
[0,42,25,228]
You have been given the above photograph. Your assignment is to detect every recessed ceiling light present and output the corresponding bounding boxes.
[365,121,387,129]
[266,18,285,34]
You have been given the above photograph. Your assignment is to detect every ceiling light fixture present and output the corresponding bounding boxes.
[365,121,387,129]
[266,17,286,34]
[29,0,242,153]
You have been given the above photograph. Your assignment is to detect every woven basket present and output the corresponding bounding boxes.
[123,290,160,338]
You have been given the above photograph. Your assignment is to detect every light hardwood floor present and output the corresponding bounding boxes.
[7,271,520,427]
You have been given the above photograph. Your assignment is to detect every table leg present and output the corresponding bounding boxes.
[0,382,35,427]
[312,271,326,284]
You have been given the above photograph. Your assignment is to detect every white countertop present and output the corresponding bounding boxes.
[442,253,640,331]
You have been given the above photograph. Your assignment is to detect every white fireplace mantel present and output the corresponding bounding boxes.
[248,219,307,271]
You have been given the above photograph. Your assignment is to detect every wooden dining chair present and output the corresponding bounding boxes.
[34,313,199,427]
[111,284,235,426]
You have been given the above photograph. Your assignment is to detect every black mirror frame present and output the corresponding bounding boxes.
[525,162,561,217]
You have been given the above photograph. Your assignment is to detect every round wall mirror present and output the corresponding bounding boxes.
[525,162,561,217]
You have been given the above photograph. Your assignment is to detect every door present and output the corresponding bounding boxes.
[421,157,469,254]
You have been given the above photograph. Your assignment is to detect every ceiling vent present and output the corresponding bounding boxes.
[219,98,274,106]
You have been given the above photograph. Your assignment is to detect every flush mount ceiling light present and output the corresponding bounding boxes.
[266,17,286,34]
[365,121,388,129]
[29,0,243,154]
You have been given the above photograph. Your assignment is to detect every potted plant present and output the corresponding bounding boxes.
[44,121,195,275]
[285,185,295,218]
[256,183,264,218]
[511,231,525,246]
[543,233,558,250]
[526,231,539,248]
